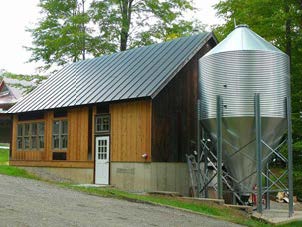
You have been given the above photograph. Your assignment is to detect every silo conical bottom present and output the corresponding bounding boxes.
[202,117,286,196]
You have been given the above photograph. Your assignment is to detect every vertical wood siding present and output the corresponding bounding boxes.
[11,107,90,164]
[110,100,152,162]
[151,38,217,162]
[68,107,89,161]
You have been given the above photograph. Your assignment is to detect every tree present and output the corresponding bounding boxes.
[90,0,202,52]
[26,0,96,71]
[27,0,201,71]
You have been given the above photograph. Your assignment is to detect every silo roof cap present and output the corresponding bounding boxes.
[205,25,284,56]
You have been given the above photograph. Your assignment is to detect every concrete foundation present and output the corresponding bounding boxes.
[110,162,190,196]
[19,162,190,195]
[20,167,94,184]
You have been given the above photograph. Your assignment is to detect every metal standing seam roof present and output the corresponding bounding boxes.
[8,32,213,113]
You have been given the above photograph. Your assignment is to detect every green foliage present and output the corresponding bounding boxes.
[26,0,96,71]
[90,0,202,52]
[27,0,202,70]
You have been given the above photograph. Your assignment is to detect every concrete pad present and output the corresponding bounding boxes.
[181,197,225,205]
[148,191,181,197]
[74,184,113,188]
[252,209,302,225]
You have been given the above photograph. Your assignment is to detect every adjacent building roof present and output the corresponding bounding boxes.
[0,80,22,110]
[9,32,214,113]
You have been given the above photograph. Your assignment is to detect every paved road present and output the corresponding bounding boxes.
[0,175,241,227]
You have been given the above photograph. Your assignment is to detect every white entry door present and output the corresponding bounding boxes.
[95,136,110,184]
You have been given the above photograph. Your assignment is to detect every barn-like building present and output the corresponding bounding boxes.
[8,33,217,195]
[0,80,22,143]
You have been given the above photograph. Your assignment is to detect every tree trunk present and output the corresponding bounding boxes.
[120,0,132,51]
[81,0,86,60]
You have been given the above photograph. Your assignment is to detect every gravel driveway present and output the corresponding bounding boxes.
[0,175,241,227]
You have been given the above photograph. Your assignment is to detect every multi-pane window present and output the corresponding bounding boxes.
[52,120,68,150]
[95,115,110,133]
[17,122,45,150]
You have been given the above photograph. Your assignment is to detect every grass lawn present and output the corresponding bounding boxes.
[0,148,39,179]
[0,147,301,226]
[0,148,9,163]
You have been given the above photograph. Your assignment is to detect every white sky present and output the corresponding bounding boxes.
[0,0,221,75]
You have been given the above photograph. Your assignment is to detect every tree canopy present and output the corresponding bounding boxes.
[27,0,202,71]
[26,0,94,71]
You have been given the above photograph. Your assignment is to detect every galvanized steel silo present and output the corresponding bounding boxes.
[199,25,290,197]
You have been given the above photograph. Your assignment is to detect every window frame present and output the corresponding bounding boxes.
[16,121,45,151]
[52,119,68,151]
[95,114,110,134]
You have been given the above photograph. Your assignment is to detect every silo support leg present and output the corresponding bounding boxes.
[286,97,294,217]
[266,163,270,209]
[216,95,223,200]
[255,94,262,214]
[197,100,201,197]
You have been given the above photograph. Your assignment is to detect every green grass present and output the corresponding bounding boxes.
[278,221,302,227]
[0,148,9,163]
[0,165,40,179]
[0,147,300,226]
[0,148,38,179]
